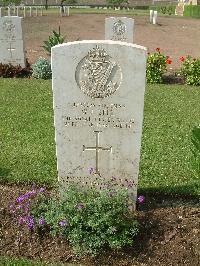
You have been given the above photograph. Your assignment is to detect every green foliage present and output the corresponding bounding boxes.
[184,5,200,18]
[180,56,200,86]
[0,62,31,78]
[106,0,128,7]
[191,126,200,176]
[146,48,171,84]
[149,5,176,15]
[0,256,49,266]
[1,0,21,6]
[32,58,52,80]
[31,184,139,256]
[42,30,65,56]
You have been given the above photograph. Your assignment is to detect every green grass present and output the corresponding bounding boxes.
[0,79,200,196]
[39,7,179,17]
[0,256,70,266]
[0,256,47,266]
[40,7,150,16]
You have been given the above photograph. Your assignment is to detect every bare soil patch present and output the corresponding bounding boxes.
[1,184,199,266]
[23,14,200,70]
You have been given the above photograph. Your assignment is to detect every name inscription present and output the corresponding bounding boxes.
[64,102,134,129]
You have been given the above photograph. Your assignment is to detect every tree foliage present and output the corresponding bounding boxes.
[106,0,129,7]
[1,0,21,6]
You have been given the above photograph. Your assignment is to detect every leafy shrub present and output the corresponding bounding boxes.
[191,126,200,176]
[32,58,52,80]
[180,56,200,86]
[42,30,65,56]
[184,5,200,18]
[146,48,172,84]
[0,61,31,78]
[10,179,139,256]
[149,5,175,15]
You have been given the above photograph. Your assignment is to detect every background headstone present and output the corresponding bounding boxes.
[105,17,134,43]
[153,11,158,25]
[0,16,25,67]
[52,40,147,204]
[150,10,154,23]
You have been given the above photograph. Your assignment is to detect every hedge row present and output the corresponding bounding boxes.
[149,5,176,15]
[184,5,200,18]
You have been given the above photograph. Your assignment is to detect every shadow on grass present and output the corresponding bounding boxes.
[138,184,200,210]
[0,168,11,179]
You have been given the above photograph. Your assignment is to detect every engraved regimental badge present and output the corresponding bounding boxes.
[3,20,16,39]
[75,46,122,99]
[113,20,126,37]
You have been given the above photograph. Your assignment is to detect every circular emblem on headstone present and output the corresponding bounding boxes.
[2,20,16,39]
[75,46,122,99]
[3,20,15,32]
[113,20,126,36]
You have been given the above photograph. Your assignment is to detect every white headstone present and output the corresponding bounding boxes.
[8,7,11,16]
[23,7,26,18]
[67,7,70,17]
[0,8,2,18]
[105,17,134,43]
[0,16,25,67]
[29,7,32,17]
[16,6,19,17]
[153,11,158,25]
[150,10,154,23]
[51,40,147,205]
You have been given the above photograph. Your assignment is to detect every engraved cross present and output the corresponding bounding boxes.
[83,131,112,175]
[7,43,15,58]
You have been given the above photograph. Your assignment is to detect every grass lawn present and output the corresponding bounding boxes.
[39,7,178,18]
[0,256,67,266]
[41,7,150,16]
[0,256,47,266]
[0,78,199,196]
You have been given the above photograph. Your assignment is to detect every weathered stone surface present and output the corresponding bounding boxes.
[105,17,134,43]
[52,40,147,203]
[0,16,25,67]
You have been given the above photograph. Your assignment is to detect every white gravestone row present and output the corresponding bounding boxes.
[105,17,134,43]
[0,16,25,67]
[0,6,44,18]
[52,40,147,206]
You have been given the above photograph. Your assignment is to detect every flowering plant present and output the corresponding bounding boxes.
[13,177,139,256]
[146,48,172,84]
[9,185,46,230]
[180,55,200,86]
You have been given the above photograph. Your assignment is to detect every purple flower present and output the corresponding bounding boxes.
[137,195,145,204]
[18,216,26,225]
[16,195,26,203]
[26,190,36,197]
[38,217,45,225]
[88,167,94,175]
[16,190,36,203]
[24,207,30,214]
[76,203,85,210]
[38,187,45,193]
[59,220,68,227]
[26,216,34,230]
